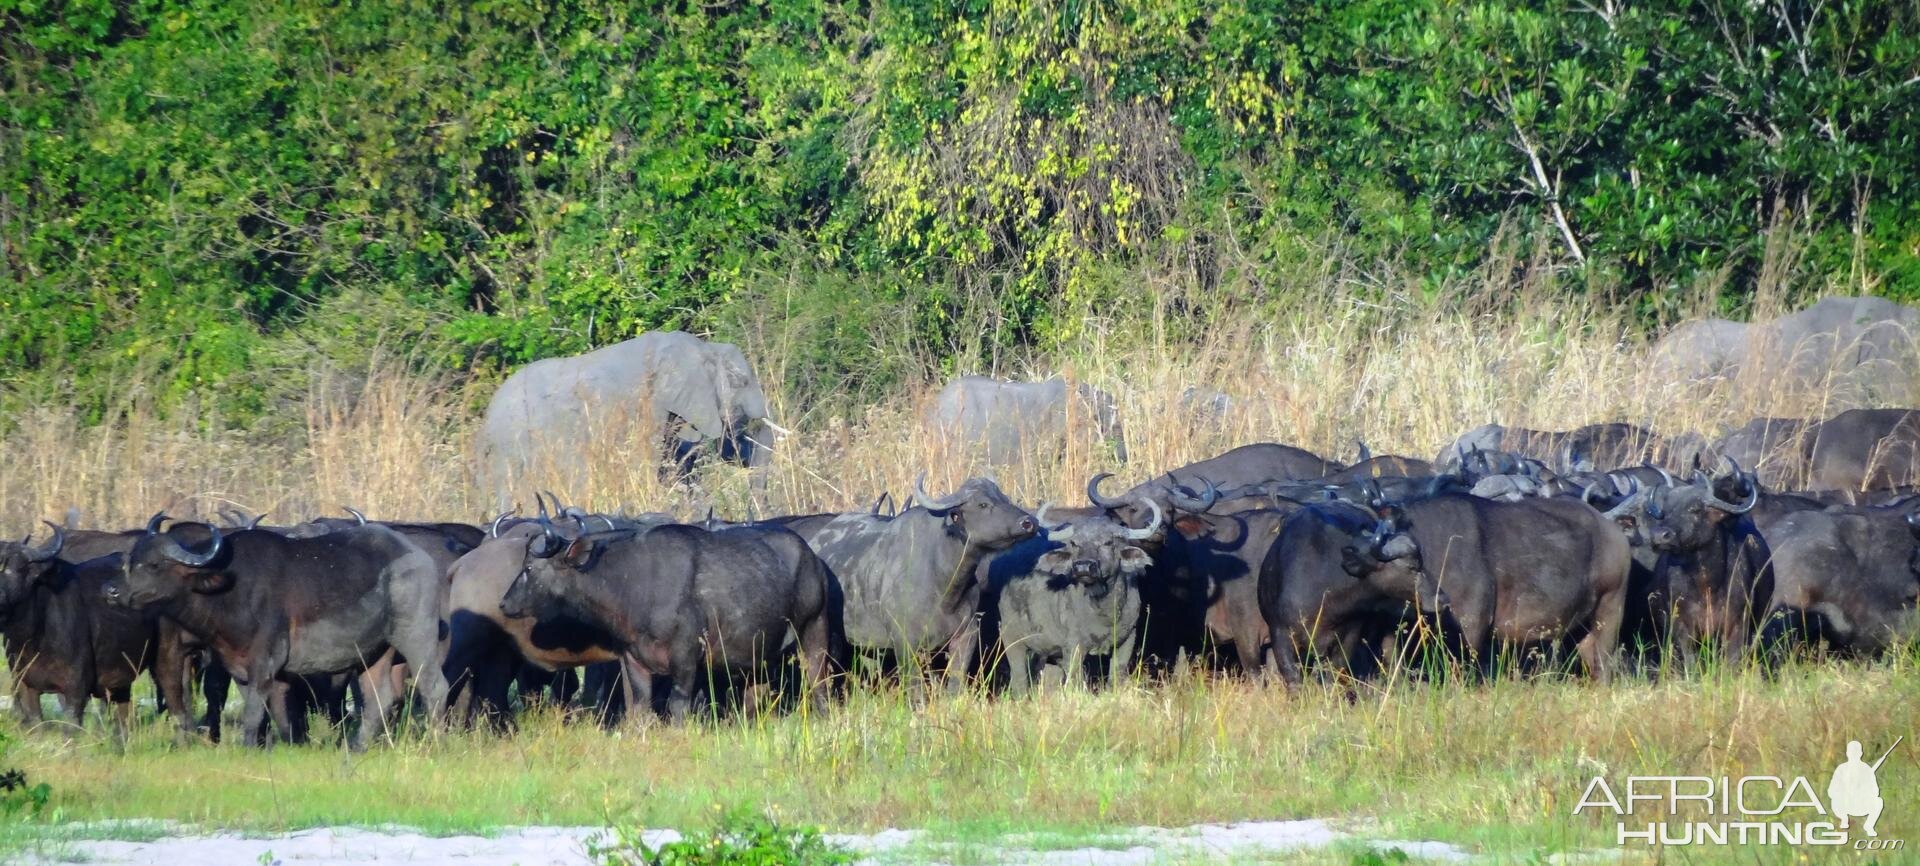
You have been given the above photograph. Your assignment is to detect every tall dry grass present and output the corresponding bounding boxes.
[2,232,1911,532]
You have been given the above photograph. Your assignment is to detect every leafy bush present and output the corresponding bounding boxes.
[0,732,50,820]
[587,810,852,866]
[3,0,1915,421]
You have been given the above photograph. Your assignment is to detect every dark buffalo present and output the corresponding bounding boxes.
[1639,472,1816,662]
[500,522,839,720]
[104,518,450,749]
[993,504,1159,693]
[799,477,1035,687]
[1393,493,1633,679]
[1260,502,1441,686]
[1752,509,1920,654]
[0,525,195,740]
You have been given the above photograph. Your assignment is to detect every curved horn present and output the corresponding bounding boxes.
[1694,470,1757,514]
[1354,439,1372,464]
[1367,518,1394,556]
[1086,472,1127,510]
[24,521,65,563]
[1123,498,1163,541]
[1907,511,1920,540]
[242,512,267,531]
[343,506,367,525]
[912,472,967,512]
[1169,478,1219,512]
[1582,480,1605,507]
[489,508,518,538]
[1602,478,1643,520]
[1655,466,1677,488]
[161,523,224,568]
[144,512,168,535]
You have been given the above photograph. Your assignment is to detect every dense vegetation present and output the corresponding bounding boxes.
[4,0,1917,422]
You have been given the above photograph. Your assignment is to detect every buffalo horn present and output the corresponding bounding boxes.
[160,523,223,568]
[912,473,967,512]
[488,508,518,538]
[1085,473,1127,510]
[23,521,64,563]
[1123,498,1163,541]
[1694,470,1757,514]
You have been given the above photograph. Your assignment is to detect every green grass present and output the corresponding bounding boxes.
[1,652,1914,864]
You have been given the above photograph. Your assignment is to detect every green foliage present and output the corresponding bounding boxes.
[3,0,1916,420]
[0,732,50,820]
[588,810,852,866]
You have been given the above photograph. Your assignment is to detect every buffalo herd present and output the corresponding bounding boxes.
[4,406,1920,748]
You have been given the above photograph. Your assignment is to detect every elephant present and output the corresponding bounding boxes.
[480,331,780,504]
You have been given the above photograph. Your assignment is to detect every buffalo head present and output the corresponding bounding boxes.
[0,521,65,613]
[106,513,230,609]
[1034,501,1158,592]
[913,474,1036,550]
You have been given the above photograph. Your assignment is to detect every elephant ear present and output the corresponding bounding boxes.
[649,337,730,442]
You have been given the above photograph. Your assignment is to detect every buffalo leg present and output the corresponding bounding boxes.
[1107,632,1137,688]
[153,627,197,739]
[14,682,47,730]
[1578,588,1627,683]
[942,621,982,693]
[107,687,134,747]
[795,610,834,711]
[1270,626,1305,688]
[1233,633,1267,679]
[199,660,231,742]
[351,667,394,751]
[55,690,89,737]
[1005,644,1033,696]
[619,656,654,726]
[238,681,273,748]
[391,622,450,730]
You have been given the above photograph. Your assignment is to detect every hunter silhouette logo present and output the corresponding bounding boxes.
[1829,738,1899,838]
[1573,737,1905,850]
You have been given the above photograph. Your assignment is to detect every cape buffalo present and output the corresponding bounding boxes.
[104,518,450,749]
[1260,502,1440,687]
[993,504,1158,693]
[0,525,195,741]
[500,522,839,720]
[1394,494,1633,680]
[1753,509,1920,654]
[800,476,1036,688]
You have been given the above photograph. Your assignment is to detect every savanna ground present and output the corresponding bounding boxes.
[1,259,1916,864]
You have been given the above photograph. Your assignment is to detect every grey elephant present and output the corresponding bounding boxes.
[925,375,1126,467]
[480,331,781,504]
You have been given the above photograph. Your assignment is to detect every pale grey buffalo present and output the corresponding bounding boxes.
[798,476,1037,688]
[480,331,781,504]
[992,504,1159,692]
[1651,297,1920,403]
[925,376,1125,466]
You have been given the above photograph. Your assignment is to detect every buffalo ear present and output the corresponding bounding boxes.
[562,537,594,567]
[1117,546,1152,573]
[189,569,234,594]
[1171,515,1209,539]
[1035,549,1074,576]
